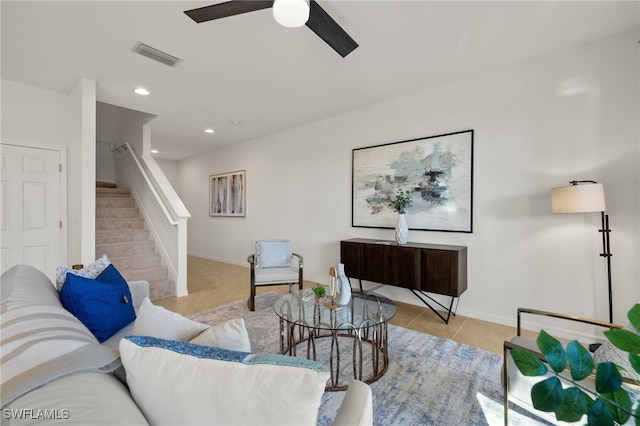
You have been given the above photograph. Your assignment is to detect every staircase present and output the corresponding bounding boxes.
[95,185,175,300]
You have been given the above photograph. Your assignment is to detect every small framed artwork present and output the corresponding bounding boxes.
[209,170,246,217]
[352,130,474,233]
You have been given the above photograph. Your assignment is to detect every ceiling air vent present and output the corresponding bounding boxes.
[132,42,181,68]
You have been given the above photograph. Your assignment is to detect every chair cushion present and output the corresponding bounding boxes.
[255,240,292,268]
[255,267,299,285]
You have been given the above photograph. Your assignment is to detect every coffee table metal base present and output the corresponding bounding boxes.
[279,313,390,391]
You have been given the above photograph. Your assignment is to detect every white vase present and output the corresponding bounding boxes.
[395,214,408,245]
[335,263,351,305]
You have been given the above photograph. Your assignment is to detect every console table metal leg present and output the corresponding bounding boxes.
[409,289,458,324]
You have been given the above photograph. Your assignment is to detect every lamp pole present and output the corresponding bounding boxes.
[599,211,613,323]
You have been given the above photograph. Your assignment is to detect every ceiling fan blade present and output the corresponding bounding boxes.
[184,1,273,23]
[305,1,358,58]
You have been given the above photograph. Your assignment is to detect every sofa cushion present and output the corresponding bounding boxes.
[55,254,111,290]
[120,336,329,426]
[331,380,373,426]
[1,265,60,310]
[59,264,136,343]
[4,371,149,425]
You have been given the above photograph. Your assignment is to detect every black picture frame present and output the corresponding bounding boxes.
[352,130,474,233]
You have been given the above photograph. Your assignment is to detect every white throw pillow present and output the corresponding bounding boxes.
[55,254,111,290]
[132,298,208,341]
[190,318,251,352]
[120,337,328,426]
[593,323,640,381]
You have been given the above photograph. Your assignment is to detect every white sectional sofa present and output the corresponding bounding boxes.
[1,265,372,425]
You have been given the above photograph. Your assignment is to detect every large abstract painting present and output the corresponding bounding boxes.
[210,170,246,217]
[352,130,473,233]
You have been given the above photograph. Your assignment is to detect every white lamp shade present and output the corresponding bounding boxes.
[551,183,606,213]
[273,0,310,28]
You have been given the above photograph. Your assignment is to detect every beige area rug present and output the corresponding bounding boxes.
[189,292,552,426]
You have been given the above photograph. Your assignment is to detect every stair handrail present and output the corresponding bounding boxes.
[116,143,190,225]
[114,142,190,297]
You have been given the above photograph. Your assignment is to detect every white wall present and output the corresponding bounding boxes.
[179,31,639,328]
[70,78,96,265]
[156,158,180,189]
[1,79,96,265]
[96,141,116,183]
[96,101,155,157]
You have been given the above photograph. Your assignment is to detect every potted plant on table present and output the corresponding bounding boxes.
[388,189,413,245]
[311,285,327,304]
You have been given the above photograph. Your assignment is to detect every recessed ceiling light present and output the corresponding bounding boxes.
[134,88,150,96]
[151,149,159,154]
[230,120,241,125]
[205,128,215,134]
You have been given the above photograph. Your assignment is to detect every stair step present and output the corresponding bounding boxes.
[96,197,135,208]
[109,253,162,271]
[96,240,156,259]
[96,229,149,244]
[95,183,176,301]
[96,207,140,218]
[96,187,131,197]
[149,279,176,300]
[96,181,117,188]
[96,217,145,231]
[121,265,168,282]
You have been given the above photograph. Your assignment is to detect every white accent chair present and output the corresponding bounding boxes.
[247,240,303,311]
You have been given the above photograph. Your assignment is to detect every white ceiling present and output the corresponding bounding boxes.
[2,1,638,160]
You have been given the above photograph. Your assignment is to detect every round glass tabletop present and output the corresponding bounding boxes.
[273,289,396,332]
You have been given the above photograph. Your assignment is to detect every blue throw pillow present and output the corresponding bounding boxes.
[60,264,136,343]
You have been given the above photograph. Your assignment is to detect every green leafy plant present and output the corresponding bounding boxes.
[511,304,640,425]
[388,189,413,214]
[311,285,326,299]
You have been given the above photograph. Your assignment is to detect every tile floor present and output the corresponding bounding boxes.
[155,256,523,355]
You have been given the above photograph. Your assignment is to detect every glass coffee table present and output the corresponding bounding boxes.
[274,289,396,391]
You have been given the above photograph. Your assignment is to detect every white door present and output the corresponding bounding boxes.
[0,143,62,282]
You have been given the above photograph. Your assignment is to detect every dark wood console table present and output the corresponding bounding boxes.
[340,238,467,324]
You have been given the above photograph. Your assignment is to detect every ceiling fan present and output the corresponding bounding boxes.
[184,0,358,58]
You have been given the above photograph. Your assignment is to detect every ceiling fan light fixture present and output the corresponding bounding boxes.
[273,0,310,28]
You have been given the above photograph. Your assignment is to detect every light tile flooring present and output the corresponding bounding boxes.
[156,256,523,355]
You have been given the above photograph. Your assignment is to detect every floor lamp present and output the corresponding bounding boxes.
[550,180,613,323]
